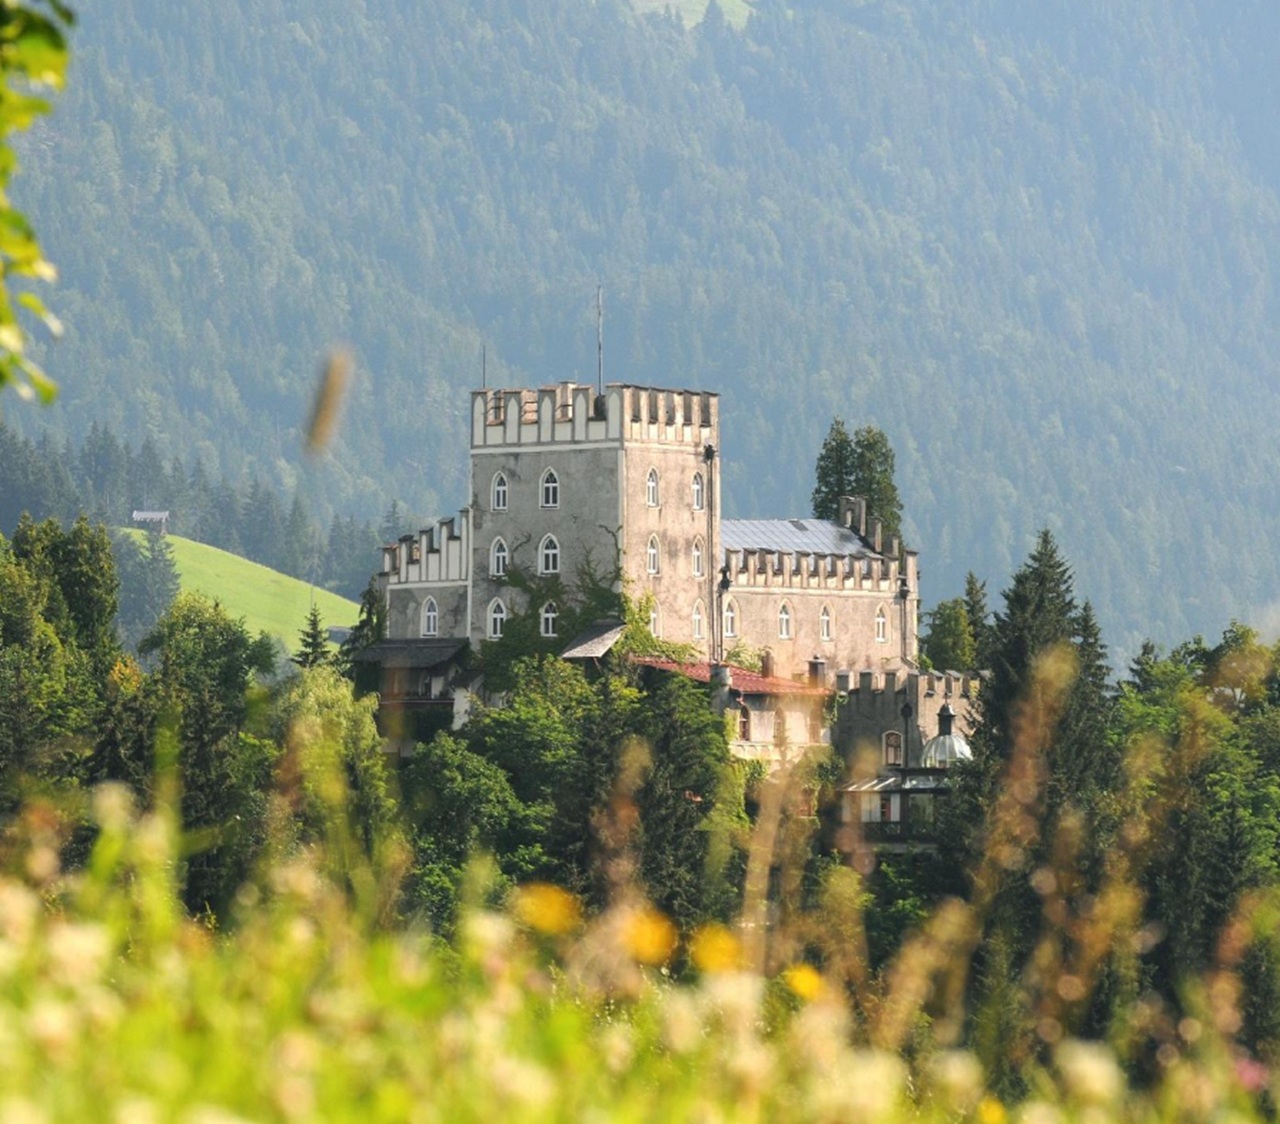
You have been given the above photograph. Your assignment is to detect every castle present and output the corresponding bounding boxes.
[365,380,976,849]
[376,381,920,679]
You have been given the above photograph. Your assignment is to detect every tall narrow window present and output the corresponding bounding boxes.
[490,538,508,578]
[724,598,738,639]
[738,706,751,741]
[876,605,888,643]
[540,602,558,638]
[883,730,903,767]
[491,472,508,512]
[692,472,704,511]
[488,599,507,640]
[646,468,659,507]
[421,597,438,637]
[692,600,705,641]
[541,468,560,508]
[647,535,660,575]
[692,536,704,577]
[820,605,832,641]
[648,604,661,637]
[778,602,792,639]
[539,534,560,575]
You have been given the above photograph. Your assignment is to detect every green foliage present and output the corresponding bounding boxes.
[291,602,331,669]
[922,597,976,672]
[811,417,856,522]
[0,0,72,402]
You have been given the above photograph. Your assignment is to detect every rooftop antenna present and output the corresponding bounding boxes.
[481,344,487,389]
[596,284,604,396]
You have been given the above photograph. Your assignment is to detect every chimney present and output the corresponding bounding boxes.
[835,669,852,694]
[760,649,775,680]
[869,517,883,554]
[838,496,867,535]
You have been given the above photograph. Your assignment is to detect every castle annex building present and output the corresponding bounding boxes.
[374,382,920,689]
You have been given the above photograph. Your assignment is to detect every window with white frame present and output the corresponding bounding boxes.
[692,536,704,577]
[820,605,832,641]
[539,534,560,575]
[488,599,507,639]
[647,535,660,574]
[421,597,438,637]
[778,602,792,639]
[692,600,705,640]
[648,604,661,637]
[490,538,508,578]
[491,472,508,512]
[875,605,888,643]
[540,602,558,638]
[883,730,903,767]
[692,472,704,510]
[646,468,659,507]
[724,598,738,638]
[541,468,560,508]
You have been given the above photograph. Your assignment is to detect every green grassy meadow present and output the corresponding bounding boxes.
[119,530,361,650]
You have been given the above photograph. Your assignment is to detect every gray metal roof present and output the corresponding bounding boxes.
[721,518,878,557]
[560,619,627,660]
[353,638,467,669]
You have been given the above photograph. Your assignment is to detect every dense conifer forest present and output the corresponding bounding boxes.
[11,0,1280,658]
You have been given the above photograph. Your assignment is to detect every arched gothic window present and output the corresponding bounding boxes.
[692,536,704,577]
[876,605,888,643]
[490,538,508,578]
[647,535,660,575]
[488,599,507,640]
[820,605,832,642]
[692,600,705,640]
[421,597,438,637]
[692,472,704,510]
[724,598,738,638]
[541,468,560,508]
[539,534,560,575]
[491,472,508,512]
[738,706,751,741]
[540,602,558,638]
[646,468,659,507]
[883,730,903,767]
[778,602,792,639]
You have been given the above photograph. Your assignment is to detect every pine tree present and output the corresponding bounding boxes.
[811,418,856,521]
[292,603,331,668]
[850,425,903,542]
[922,597,976,671]
[963,571,994,669]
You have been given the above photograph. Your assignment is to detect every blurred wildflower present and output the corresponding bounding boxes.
[691,923,743,974]
[621,905,677,965]
[781,962,824,1002]
[928,1049,985,1113]
[304,347,352,454]
[513,883,582,936]
[1056,1039,1123,1106]
[977,1094,1008,1124]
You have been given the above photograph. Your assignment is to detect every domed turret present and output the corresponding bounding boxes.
[921,703,972,768]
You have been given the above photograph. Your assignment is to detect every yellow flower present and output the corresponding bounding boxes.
[623,906,677,965]
[977,1095,1007,1124]
[513,883,581,936]
[782,963,824,1002]
[690,924,742,973]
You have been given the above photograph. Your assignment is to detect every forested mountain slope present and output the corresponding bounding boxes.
[14,0,1280,655]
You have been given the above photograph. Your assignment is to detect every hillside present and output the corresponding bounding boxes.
[119,531,360,652]
[13,0,1280,657]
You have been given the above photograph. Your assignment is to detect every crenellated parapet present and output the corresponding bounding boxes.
[721,545,913,594]
[471,382,717,450]
[836,668,980,702]
[381,512,470,586]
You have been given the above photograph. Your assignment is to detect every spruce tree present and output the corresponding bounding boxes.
[811,418,856,521]
[850,424,903,542]
[922,597,976,671]
[963,571,994,669]
[292,603,331,669]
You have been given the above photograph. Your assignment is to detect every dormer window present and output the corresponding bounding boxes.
[647,535,660,575]
[541,468,560,508]
[646,468,659,507]
[540,602,558,638]
[490,538,508,578]
[539,534,560,575]
[692,537,704,577]
[778,602,792,639]
[692,472,704,511]
[491,472,509,512]
[421,597,438,637]
[488,599,507,640]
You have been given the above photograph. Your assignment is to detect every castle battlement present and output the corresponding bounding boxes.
[723,546,900,593]
[382,512,470,586]
[471,382,718,450]
[836,668,978,700]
